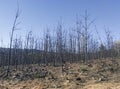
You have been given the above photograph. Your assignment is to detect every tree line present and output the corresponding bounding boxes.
[0,11,119,69]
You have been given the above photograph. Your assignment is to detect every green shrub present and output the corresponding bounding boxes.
[80,65,88,72]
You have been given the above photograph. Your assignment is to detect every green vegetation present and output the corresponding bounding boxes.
[80,65,88,72]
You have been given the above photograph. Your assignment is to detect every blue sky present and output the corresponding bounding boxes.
[0,0,120,47]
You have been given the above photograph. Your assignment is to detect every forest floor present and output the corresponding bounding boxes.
[0,58,120,89]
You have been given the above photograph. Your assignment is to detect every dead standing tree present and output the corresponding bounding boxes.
[43,29,49,65]
[56,23,63,65]
[82,11,95,62]
[74,11,95,62]
[105,28,114,58]
[82,11,89,62]
[7,7,20,75]
[76,18,82,62]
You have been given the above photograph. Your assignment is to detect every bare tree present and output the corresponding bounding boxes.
[43,29,49,64]
[76,16,82,62]
[105,28,114,58]
[7,7,20,75]
[56,23,63,65]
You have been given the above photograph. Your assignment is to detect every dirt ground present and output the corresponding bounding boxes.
[0,80,120,89]
[0,58,120,89]
[84,83,120,89]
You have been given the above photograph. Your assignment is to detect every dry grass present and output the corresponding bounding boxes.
[0,79,42,89]
[84,83,120,89]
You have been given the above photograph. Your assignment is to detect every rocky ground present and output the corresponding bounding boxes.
[0,58,120,89]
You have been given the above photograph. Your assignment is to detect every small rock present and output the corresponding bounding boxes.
[63,80,69,86]
[76,77,82,81]
[98,78,106,81]
[87,64,93,67]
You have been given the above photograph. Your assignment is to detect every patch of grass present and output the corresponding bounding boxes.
[33,74,41,78]
[80,65,88,72]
